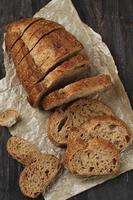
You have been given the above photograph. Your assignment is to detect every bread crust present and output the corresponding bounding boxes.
[28,54,90,107]
[42,74,112,110]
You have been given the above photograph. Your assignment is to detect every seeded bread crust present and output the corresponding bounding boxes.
[19,154,61,198]
[42,74,112,110]
[28,54,90,107]
[7,136,41,166]
[64,138,120,176]
[48,99,114,147]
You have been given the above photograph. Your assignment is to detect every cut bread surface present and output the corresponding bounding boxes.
[64,138,120,176]
[48,99,114,146]
[82,116,131,152]
[7,136,41,166]
[42,74,112,110]
[28,54,90,107]
[19,154,61,198]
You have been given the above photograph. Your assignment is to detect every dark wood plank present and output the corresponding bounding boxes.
[0,0,133,200]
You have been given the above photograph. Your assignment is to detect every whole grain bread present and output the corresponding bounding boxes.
[28,54,90,107]
[7,136,41,165]
[5,18,42,51]
[82,116,131,152]
[0,109,20,127]
[42,74,112,110]
[48,99,115,146]
[64,138,120,176]
[19,154,61,198]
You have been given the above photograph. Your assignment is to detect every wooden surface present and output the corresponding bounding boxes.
[0,0,133,199]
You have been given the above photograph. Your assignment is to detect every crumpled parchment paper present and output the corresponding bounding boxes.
[0,0,133,199]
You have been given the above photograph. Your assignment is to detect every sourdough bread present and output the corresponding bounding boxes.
[64,138,120,176]
[42,74,112,110]
[19,154,61,198]
[48,99,114,146]
[28,54,90,107]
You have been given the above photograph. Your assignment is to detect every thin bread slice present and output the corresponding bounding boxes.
[13,20,64,64]
[42,74,112,110]
[64,138,120,176]
[28,54,90,107]
[48,99,115,147]
[0,109,20,127]
[81,116,131,152]
[7,136,41,166]
[17,29,83,81]
[19,154,61,198]
[5,18,42,51]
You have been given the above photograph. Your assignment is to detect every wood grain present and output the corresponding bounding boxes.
[0,0,133,200]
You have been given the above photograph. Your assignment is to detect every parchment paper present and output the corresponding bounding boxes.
[0,0,133,199]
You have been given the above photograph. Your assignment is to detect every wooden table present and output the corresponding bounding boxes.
[0,0,133,200]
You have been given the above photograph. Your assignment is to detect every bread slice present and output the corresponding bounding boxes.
[0,109,20,127]
[28,54,90,107]
[17,29,83,81]
[7,136,41,166]
[81,116,131,152]
[12,20,64,64]
[64,138,120,176]
[19,154,61,198]
[48,99,114,147]
[42,74,112,110]
[5,18,42,51]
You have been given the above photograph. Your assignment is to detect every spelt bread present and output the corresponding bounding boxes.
[0,109,20,127]
[12,20,64,64]
[7,136,41,166]
[42,74,112,110]
[19,154,61,198]
[5,18,41,51]
[64,138,120,176]
[48,99,114,146]
[82,116,131,152]
[28,54,90,107]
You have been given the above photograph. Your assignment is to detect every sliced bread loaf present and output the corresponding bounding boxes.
[64,138,120,176]
[28,54,90,107]
[12,20,64,64]
[48,99,114,147]
[7,136,41,165]
[81,116,131,152]
[5,18,42,51]
[42,74,112,110]
[19,154,61,198]
[0,109,20,127]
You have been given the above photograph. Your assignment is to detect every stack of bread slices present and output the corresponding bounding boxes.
[5,18,131,198]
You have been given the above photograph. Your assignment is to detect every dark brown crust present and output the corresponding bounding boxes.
[5,18,42,51]
[28,54,90,107]
[42,74,112,110]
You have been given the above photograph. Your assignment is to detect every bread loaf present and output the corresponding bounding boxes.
[0,109,20,127]
[64,138,120,176]
[48,99,114,146]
